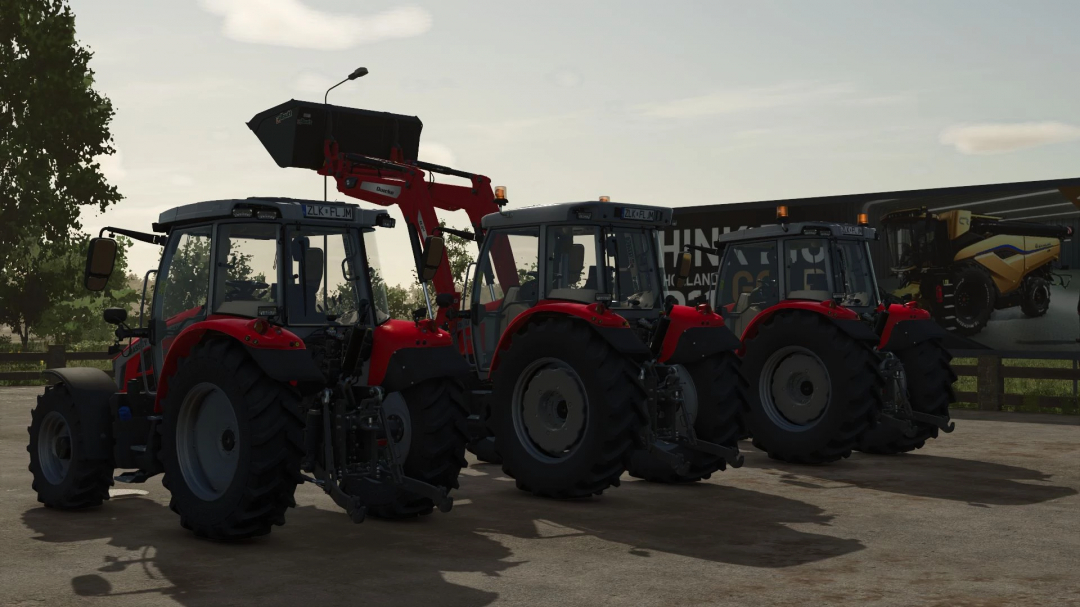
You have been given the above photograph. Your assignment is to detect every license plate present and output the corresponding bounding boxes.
[303,204,354,220]
[620,207,657,221]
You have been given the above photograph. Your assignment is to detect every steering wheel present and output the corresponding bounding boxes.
[225,279,269,300]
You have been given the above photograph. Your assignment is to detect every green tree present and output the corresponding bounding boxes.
[0,234,134,349]
[0,0,122,274]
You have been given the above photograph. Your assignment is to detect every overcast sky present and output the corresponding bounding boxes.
[69,0,1080,285]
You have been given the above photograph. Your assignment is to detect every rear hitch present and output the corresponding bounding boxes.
[678,437,744,469]
[909,411,956,433]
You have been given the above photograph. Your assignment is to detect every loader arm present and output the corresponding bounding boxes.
[318,141,519,324]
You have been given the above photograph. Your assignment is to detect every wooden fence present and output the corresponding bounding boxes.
[0,345,113,382]
[953,355,1080,413]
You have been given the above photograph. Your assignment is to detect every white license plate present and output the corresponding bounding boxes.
[621,207,657,221]
[303,204,354,220]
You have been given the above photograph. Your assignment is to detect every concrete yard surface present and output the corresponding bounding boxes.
[1,386,1078,606]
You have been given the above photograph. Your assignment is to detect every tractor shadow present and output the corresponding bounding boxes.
[458,463,863,568]
[21,466,862,606]
[747,449,1078,506]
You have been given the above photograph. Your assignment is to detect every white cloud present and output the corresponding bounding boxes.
[939,122,1080,155]
[548,69,583,88]
[200,0,432,50]
[418,142,456,168]
[293,72,336,95]
[635,82,906,119]
[94,151,126,182]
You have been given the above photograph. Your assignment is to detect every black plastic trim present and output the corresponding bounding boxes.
[380,345,471,393]
[665,325,741,365]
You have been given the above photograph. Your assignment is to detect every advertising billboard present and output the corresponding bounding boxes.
[663,178,1080,355]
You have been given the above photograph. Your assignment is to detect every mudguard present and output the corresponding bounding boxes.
[740,300,861,344]
[156,316,320,405]
[488,301,648,373]
[658,304,737,365]
[41,367,116,461]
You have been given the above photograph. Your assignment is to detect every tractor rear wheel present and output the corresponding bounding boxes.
[741,311,882,464]
[160,339,304,540]
[490,317,643,498]
[952,264,996,335]
[367,379,469,519]
[626,353,746,483]
[1020,275,1051,318]
[857,340,956,454]
[27,384,113,509]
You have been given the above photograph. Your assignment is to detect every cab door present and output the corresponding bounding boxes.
[469,227,540,373]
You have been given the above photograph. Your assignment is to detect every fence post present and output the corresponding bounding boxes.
[976,354,1004,411]
[44,344,66,370]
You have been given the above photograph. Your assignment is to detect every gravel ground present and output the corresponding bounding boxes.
[1,386,1077,607]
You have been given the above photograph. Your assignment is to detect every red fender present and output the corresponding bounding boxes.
[739,300,860,350]
[878,301,932,349]
[657,303,728,364]
[367,318,455,386]
[488,300,629,375]
[154,316,305,410]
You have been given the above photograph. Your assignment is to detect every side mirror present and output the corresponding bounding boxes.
[103,307,128,325]
[420,235,444,283]
[84,237,117,292]
[673,252,692,288]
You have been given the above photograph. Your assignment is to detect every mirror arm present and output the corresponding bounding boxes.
[99,226,167,246]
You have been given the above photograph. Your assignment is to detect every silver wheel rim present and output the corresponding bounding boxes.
[512,357,589,462]
[176,383,240,501]
[381,392,413,463]
[38,411,72,484]
[759,346,831,431]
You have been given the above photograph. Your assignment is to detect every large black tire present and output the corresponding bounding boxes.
[27,384,114,509]
[1020,275,1051,318]
[857,340,956,454]
[952,264,996,336]
[742,311,882,464]
[160,339,304,540]
[367,379,470,519]
[490,317,644,498]
[626,352,746,483]
[467,437,501,464]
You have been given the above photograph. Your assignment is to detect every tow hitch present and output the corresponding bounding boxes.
[878,353,955,436]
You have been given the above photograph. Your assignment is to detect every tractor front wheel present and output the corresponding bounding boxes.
[27,384,113,509]
[626,353,746,483]
[741,311,881,464]
[491,318,643,498]
[160,339,304,540]
[858,340,956,454]
[367,379,469,519]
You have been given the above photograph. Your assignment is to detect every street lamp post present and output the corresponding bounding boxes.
[324,67,369,201]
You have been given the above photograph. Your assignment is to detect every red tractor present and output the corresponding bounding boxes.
[28,193,471,539]
[250,99,747,497]
[704,208,956,463]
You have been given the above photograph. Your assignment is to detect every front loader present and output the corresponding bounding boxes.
[28,196,471,539]
[701,207,957,463]
[249,99,747,497]
[881,208,1073,336]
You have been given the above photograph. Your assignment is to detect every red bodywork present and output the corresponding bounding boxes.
[657,303,728,364]
[736,298,932,353]
[367,318,454,386]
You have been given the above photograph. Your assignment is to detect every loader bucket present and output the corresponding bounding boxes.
[248,100,423,170]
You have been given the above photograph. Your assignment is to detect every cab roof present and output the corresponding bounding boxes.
[714,221,877,244]
[481,201,673,230]
[153,197,393,232]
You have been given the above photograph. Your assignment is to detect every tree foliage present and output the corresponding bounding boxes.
[0,0,122,274]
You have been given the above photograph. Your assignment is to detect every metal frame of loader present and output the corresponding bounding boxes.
[698,210,958,463]
[249,99,747,497]
[28,197,472,539]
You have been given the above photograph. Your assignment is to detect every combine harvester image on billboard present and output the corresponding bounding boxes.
[663,179,1080,355]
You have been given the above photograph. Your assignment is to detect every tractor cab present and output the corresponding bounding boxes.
[466,199,672,372]
[94,197,398,391]
[713,219,880,338]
